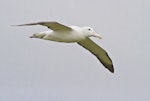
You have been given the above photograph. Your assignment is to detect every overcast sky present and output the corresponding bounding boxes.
[0,0,150,101]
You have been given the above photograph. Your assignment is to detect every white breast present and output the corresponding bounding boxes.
[43,26,86,43]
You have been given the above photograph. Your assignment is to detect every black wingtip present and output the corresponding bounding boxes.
[100,61,114,73]
[107,64,114,73]
[11,24,26,26]
[11,23,39,26]
[109,67,114,73]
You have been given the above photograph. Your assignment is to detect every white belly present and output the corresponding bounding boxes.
[43,30,86,43]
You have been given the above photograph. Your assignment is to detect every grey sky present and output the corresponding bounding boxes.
[0,0,150,101]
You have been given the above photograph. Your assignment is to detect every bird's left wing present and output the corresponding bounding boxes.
[15,21,72,31]
[77,38,114,73]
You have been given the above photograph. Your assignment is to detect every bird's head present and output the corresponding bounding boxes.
[82,27,102,39]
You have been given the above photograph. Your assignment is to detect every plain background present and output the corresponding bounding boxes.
[0,0,149,101]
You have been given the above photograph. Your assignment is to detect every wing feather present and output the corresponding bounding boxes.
[78,38,114,73]
[15,21,72,31]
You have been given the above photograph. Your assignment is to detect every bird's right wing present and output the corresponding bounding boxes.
[78,38,114,73]
[15,21,73,31]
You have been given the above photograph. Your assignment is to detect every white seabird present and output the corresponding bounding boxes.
[15,21,114,73]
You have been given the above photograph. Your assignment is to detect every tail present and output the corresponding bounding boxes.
[30,33,46,39]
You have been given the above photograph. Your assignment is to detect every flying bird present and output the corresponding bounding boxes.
[15,21,114,73]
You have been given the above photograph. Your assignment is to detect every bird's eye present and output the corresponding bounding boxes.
[88,28,91,31]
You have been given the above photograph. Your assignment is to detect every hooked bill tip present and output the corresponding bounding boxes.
[93,33,102,39]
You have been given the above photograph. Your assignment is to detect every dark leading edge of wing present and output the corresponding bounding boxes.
[14,21,72,31]
[78,38,114,73]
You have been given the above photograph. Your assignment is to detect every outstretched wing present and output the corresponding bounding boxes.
[78,38,114,73]
[15,21,72,31]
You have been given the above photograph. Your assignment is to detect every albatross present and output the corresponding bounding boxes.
[15,21,114,73]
